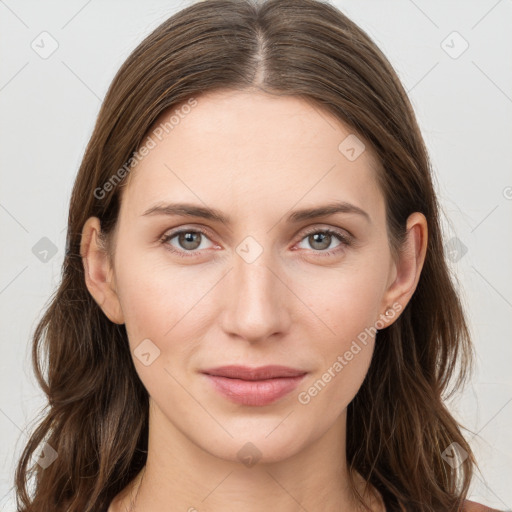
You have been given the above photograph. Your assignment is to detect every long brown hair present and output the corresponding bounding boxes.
[14,0,476,510]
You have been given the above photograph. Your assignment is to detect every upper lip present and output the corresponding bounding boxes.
[201,365,307,380]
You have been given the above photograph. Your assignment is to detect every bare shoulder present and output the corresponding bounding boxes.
[463,499,504,512]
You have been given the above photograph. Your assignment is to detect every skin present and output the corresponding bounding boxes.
[80,89,427,512]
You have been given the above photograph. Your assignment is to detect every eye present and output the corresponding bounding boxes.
[295,227,352,257]
[160,226,352,259]
[160,228,216,258]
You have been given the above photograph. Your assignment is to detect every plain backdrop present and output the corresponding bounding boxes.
[1,0,511,510]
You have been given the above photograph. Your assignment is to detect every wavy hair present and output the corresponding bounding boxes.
[14,0,475,510]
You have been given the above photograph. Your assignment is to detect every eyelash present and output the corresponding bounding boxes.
[160,226,352,259]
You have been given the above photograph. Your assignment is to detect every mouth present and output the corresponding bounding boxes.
[201,365,308,406]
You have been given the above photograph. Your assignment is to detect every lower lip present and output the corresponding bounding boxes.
[203,373,307,406]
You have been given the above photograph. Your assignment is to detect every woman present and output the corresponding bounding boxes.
[14,0,501,510]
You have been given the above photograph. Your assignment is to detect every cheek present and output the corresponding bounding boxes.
[301,255,387,340]
[112,240,167,351]
[113,251,211,402]
[296,282,378,419]
[293,259,387,408]
[116,269,171,345]
[114,246,219,354]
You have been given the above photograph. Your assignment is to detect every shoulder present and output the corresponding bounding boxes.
[463,499,503,512]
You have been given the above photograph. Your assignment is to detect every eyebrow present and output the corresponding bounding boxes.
[141,201,371,225]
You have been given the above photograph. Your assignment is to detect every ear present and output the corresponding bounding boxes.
[379,212,428,325]
[80,216,125,324]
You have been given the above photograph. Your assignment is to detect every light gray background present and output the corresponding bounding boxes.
[1,0,511,510]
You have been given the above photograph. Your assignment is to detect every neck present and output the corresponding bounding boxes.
[110,400,384,512]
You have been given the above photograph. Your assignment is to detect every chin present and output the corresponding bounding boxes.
[191,419,312,465]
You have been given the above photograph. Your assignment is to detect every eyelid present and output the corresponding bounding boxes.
[160,225,218,250]
[160,223,353,259]
[293,226,352,255]
[298,224,354,242]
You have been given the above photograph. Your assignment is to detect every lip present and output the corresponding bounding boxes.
[201,365,307,406]
[202,365,307,380]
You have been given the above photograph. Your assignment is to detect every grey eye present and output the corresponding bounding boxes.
[177,231,203,250]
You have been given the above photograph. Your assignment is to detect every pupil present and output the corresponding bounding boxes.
[181,232,200,249]
[312,232,330,250]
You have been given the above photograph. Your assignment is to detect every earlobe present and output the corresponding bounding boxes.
[80,217,125,325]
[379,212,428,325]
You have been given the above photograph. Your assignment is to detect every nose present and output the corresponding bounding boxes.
[219,243,292,344]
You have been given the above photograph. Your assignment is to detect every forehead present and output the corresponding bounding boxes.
[120,89,384,221]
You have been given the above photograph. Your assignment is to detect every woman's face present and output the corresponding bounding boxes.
[83,89,424,465]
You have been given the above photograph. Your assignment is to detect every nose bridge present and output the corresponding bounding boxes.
[221,235,289,341]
